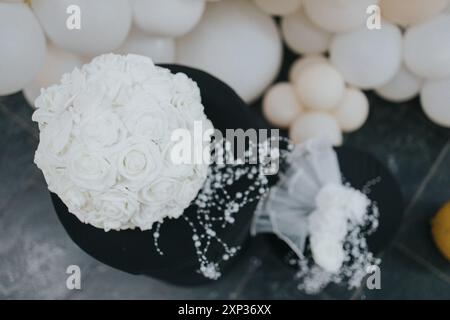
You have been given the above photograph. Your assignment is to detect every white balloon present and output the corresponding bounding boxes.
[0,3,46,95]
[420,77,450,127]
[303,0,380,33]
[281,10,331,55]
[332,88,369,132]
[289,112,342,146]
[116,28,175,64]
[23,43,83,107]
[176,0,282,103]
[133,0,205,37]
[263,82,302,128]
[330,21,402,89]
[289,54,328,83]
[380,0,449,26]
[375,65,423,102]
[253,0,302,16]
[404,15,450,80]
[294,63,345,110]
[32,0,131,56]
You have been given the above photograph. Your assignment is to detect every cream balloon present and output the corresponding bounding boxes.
[380,0,449,27]
[0,3,46,95]
[176,0,282,103]
[420,78,450,128]
[262,82,302,128]
[289,112,342,146]
[31,0,131,56]
[133,0,205,37]
[281,10,331,55]
[294,63,345,110]
[303,0,380,33]
[116,28,175,64]
[289,54,328,83]
[404,15,450,80]
[23,44,83,107]
[375,65,423,102]
[330,21,402,89]
[332,88,369,132]
[253,0,302,16]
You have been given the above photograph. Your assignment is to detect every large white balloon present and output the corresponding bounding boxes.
[303,0,380,33]
[32,0,131,56]
[253,0,302,16]
[330,21,402,89]
[375,65,423,102]
[132,0,205,37]
[380,0,449,27]
[404,15,450,80]
[281,10,331,55]
[289,112,342,146]
[420,77,450,128]
[116,28,175,64]
[0,3,46,96]
[23,43,83,106]
[176,0,282,103]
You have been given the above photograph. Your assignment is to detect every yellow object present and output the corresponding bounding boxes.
[432,201,450,261]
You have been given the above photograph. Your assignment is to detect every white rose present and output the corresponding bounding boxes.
[173,72,201,101]
[61,67,86,98]
[123,104,170,144]
[176,179,203,210]
[90,188,140,231]
[162,142,196,178]
[62,187,88,210]
[37,111,73,155]
[139,177,180,205]
[126,54,157,84]
[32,108,54,130]
[78,111,127,151]
[71,85,105,117]
[131,204,165,231]
[142,69,174,103]
[68,149,116,191]
[117,138,162,189]
[34,83,74,114]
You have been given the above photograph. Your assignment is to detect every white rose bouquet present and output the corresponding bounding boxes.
[32,54,212,231]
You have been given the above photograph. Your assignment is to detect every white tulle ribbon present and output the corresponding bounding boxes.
[252,139,380,293]
[252,139,344,264]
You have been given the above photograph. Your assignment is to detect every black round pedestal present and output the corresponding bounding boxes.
[52,65,260,286]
